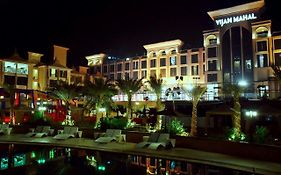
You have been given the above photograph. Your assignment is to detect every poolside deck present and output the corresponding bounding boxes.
[0,134,281,175]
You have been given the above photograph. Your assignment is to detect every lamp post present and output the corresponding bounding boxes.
[245,110,258,137]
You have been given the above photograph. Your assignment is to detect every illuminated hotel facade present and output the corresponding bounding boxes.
[88,0,281,100]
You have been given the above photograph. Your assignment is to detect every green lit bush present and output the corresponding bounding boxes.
[253,126,268,144]
[226,128,246,142]
[168,118,188,136]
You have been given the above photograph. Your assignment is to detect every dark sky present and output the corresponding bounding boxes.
[0,0,279,67]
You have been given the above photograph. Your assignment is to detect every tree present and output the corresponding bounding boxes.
[223,83,244,139]
[49,82,80,125]
[148,76,164,110]
[187,85,206,136]
[2,84,16,125]
[115,78,143,119]
[83,78,117,128]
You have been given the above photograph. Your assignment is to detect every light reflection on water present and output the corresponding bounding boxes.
[0,145,260,175]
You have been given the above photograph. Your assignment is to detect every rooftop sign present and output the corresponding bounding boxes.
[215,13,257,27]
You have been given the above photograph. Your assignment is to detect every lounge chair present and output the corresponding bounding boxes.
[136,133,160,148]
[136,133,175,150]
[95,129,122,143]
[34,126,51,138]
[26,126,43,137]
[53,126,79,140]
[0,124,12,135]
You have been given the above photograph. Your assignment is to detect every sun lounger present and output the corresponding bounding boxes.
[0,124,12,135]
[136,133,175,150]
[34,126,51,138]
[53,126,79,140]
[136,133,160,148]
[26,126,43,137]
[95,129,122,143]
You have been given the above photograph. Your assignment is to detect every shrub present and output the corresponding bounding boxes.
[253,126,268,144]
[168,118,188,136]
[226,128,246,142]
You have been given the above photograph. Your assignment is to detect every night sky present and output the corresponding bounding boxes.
[0,0,279,67]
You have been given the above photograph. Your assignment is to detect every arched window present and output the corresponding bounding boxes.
[206,35,217,46]
[256,27,269,38]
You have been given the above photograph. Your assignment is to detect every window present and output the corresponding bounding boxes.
[274,53,281,66]
[171,50,177,54]
[257,41,267,52]
[117,73,122,80]
[208,60,217,71]
[133,71,138,79]
[150,59,156,68]
[180,56,187,64]
[125,63,130,70]
[207,74,217,82]
[60,70,67,78]
[4,61,16,73]
[160,69,166,77]
[191,54,198,63]
[257,54,268,67]
[245,60,252,69]
[17,63,28,75]
[203,65,206,73]
[160,58,166,67]
[170,56,177,66]
[4,75,15,85]
[49,80,58,87]
[33,69,38,79]
[161,51,166,56]
[109,65,114,72]
[150,70,156,77]
[181,67,187,76]
[141,70,147,78]
[141,60,147,69]
[234,60,240,72]
[17,77,28,85]
[203,53,205,62]
[191,65,198,75]
[117,64,122,71]
[133,61,139,69]
[170,68,177,77]
[103,65,108,73]
[274,39,281,50]
[208,47,217,58]
[109,74,114,80]
[50,68,57,77]
[224,73,230,83]
[209,38,217,45]
[125,72,130,80]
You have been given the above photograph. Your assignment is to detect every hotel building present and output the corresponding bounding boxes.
[88,0,281,100]
[0,46,88,122]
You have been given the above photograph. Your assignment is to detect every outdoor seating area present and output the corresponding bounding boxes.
[0,124,12,135]
[136,133,176,150]
[53,126,80,140]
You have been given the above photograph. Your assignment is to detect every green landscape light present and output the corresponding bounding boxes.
[98,165,106,171]
[31,151,36,158]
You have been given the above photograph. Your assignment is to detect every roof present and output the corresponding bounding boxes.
[207,0,264,20]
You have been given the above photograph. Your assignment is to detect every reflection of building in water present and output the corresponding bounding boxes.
[129,155,254,175]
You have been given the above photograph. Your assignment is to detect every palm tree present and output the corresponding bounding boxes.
[49,82,80,125]
[115,78,143,119]
[188,85,206,136]
[83,78,117,127]
[148,76,164,110]
[223,83,244,138]
[3,84,16,125]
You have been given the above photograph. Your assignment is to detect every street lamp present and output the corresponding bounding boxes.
[245,110,257,118]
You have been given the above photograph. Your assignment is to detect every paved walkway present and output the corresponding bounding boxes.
[0,134,281,175]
